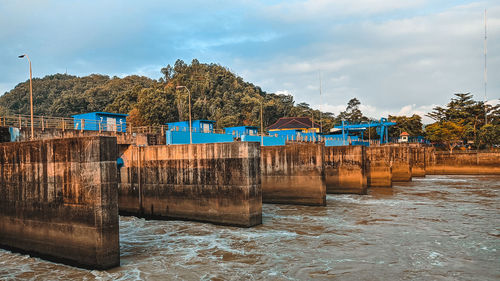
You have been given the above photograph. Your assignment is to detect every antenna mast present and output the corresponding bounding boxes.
[484,8,488,124]
[319,72,323,133]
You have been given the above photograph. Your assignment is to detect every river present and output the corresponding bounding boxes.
[1,175,499,280]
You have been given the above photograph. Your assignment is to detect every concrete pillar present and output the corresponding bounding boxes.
[261,143,326,206]
[410,145,426,177]
[0,136,120,269]
[324,145,367,195]
[118,142,262,227]
[391,146,412,182]
[365,146,392,187]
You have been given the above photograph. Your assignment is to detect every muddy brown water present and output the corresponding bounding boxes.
[1,175,499,280]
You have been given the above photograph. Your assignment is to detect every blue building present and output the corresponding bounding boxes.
[167,120,215,133]
[166,130,234,145]
[72,112,128,132]
[224,126,258,137]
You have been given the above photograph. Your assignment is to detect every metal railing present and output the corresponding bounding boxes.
[0,114,126,132]
[128,126,166,135]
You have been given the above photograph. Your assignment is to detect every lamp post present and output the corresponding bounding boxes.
[176,85,192,144]
[260,100,264,146]
[18,54,34,139]
[368,120,372,144]
[342,119,345,145]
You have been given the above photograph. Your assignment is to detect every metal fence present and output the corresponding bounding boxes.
[0,114,126,132]
[128,126,166,135]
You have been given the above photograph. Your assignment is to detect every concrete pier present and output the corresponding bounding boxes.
[391,146,412,182]
[261,143,326,206]
[427,151,500,175]
[0,136,120,269]
[324,145,367,194]
[118,142,261,227]
[365,146,392,187]
[410,145,426,177]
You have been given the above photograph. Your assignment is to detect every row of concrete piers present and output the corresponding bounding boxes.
[0,134,499,269]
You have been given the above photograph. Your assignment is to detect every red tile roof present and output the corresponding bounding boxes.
[267,117,320,130]
[400,132,409,136]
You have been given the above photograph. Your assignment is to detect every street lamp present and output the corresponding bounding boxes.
[260,100,264,146]
[18,54,34,140]
[176,85,192,144]
[368,119,372,144]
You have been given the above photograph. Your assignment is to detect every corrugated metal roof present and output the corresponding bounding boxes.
[72,111,128,118]
[267,117,320,130]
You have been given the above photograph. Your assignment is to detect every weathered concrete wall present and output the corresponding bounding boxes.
[0,136,119,269]
[16,127,165,145]
[261,143,326,206]
[409,145,426,177]
[391,146,412,182]
[427,151,500,175]
[118,142,261,227]
[324,145,367,194]
[365,146,392,187]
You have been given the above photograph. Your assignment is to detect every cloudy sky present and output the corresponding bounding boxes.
[1,0,498,123]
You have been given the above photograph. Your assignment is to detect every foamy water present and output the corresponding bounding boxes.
[1,175,499,280]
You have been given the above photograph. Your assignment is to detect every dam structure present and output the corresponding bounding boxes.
[0,121,499,269]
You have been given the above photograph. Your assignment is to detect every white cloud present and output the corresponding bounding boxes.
[275,90,293,96]
[318,104,346,114]
[262,0,427,22]
[486,99,500,106]
[232,1,500,120]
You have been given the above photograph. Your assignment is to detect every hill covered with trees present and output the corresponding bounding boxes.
[0,59,344,131]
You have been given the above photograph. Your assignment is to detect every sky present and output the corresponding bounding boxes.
[1,0,499,123]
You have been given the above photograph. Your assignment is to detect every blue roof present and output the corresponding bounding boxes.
[72,111,128,118]
[192,120,215,123]
[166,120,216,125]
[225,126,258,129]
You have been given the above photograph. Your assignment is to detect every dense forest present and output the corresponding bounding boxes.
[0,59,347,131]
[1,59,498,149]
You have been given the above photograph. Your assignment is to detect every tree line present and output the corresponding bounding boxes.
[425,93,499,152]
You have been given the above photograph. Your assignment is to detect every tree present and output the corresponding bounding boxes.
[126,108,147,127]
[337,98,367,124]
[426,93,495,148]
[478,124,500,150]
[388,114,424,138]
[136,87,178,125]
[0,105,10,116]
[426,121,466,153]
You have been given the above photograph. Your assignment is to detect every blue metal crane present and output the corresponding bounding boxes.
[334,118,396,144]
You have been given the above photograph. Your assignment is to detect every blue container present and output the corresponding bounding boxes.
[72,112,128,132]
[166,131,235,145]
[241,135,286,146]
[166,120,215,133]
[225,126,258,138]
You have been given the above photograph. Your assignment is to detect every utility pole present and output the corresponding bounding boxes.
[18,54,34,139]
[176,86,192,144]
[319,72,323,133]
